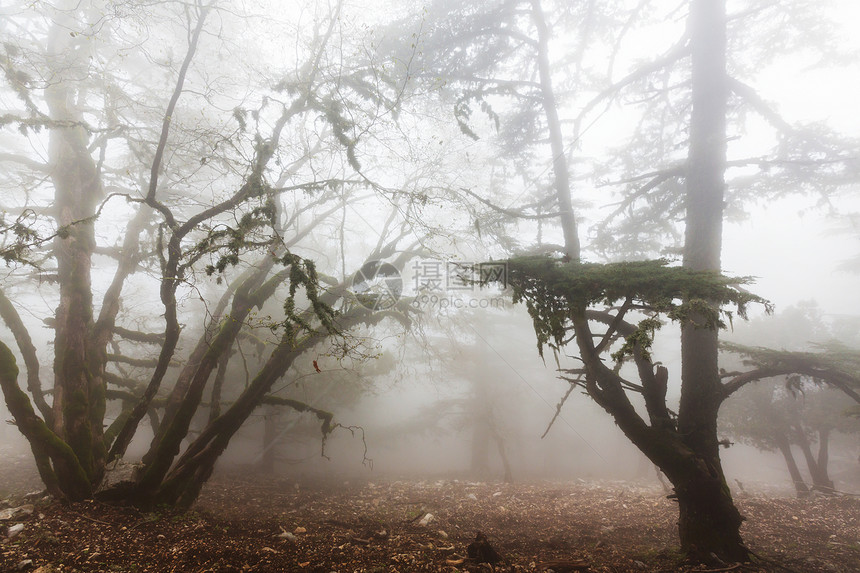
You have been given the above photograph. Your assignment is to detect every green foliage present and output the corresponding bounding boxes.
[192,199,278,280]
[501,255,770,359]
[278,252,338,341]
[319,97,362,172]
[611,317,662,363]
[722,340,860,392]
[720,382,787,451]
[0,210,42,266]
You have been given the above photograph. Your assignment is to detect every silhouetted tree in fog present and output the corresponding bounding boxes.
[0,0,421,509]
[387,0,860,562]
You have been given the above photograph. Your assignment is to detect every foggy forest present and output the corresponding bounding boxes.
[1,0,859,571]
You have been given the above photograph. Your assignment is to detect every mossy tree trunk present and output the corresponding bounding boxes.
[0,0,410,513]
[145,302,396,510]
[42,14,106,496]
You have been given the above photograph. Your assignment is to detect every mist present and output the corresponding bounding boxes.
[1,0,859,571]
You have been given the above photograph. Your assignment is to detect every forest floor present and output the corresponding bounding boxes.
[1,459,859,573]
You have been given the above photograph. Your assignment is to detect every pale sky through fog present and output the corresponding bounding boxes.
[718,0,860,318]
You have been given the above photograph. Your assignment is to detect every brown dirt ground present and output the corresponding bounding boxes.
[1,462,859,573]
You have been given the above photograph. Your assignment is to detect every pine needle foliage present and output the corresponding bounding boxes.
[502,256,771,358]
[722,340,860,390]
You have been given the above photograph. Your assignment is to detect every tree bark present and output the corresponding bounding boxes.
[795,425,835,493]
[527,0,749,561]
[44,13,106,491]
[470,415,491,477]
[815,427,834,492]
[774,432,810,497]
[0,342,91,500]
[674,0,749,560]
[260,405,279,474]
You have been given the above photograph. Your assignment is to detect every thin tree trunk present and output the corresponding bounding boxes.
[490,423,513,484]
[470,416,491,477]
[815,427,834,492]
[774,432,810,497]
[531,0,580,261]
[260,405,279,474]
[795,425,835,493]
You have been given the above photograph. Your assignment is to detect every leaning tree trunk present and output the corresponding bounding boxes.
[151,329,328,509]
[774,432,811,497]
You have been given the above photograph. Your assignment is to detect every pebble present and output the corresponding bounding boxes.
[466,493,478,501]
[7,523,25,538]
[0,504,34,521]
[418,513,434,526]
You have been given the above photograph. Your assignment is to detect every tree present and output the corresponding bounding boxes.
[721,342,860,493]
[391,0,859,562]
[0,0,420,509]
[722,382,810,497]
[721,303,860,495]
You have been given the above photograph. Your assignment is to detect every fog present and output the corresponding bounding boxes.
[1,1,860,567]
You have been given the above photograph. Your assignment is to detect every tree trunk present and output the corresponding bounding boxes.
[152,334,324,509]
[491,426,513,484]
[604,411,748,562]
[795,425,835,493]
[531,0,580,260]
[673,468,747,562]
[815,428,834,493]
[530,0,748,561]
[774,433,810,497]
[44,14,106,495]
[134,268,275,495]
[0,342,91,500]
[260,405,279,474]
[470,413,491,477]
[674,0,749,560]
